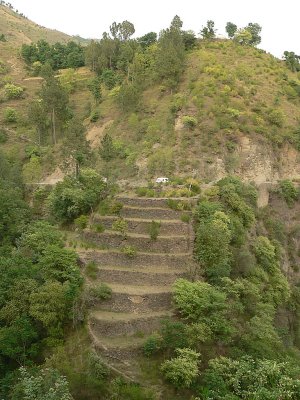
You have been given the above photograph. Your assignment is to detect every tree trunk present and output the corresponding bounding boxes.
[52,108,56,145]
[75,160,79,179]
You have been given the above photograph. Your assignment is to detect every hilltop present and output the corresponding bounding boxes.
[0,4,73,45]
[1,12,300,187]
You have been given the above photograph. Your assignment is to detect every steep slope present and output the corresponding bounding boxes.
[78,196,197,382]
[0,4,77,45]
[91,40,300,184]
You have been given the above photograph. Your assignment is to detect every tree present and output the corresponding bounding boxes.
[182,30,197,50]
[155,16,185,89]
[0,184,30,244]
[18,221,63,261]
[12,367,73,400]
[195,211,232,281]
[246,22,262,46]
[0,316,38,364]
[119,20,135,41]
[99,133,116,161]
[39,65,69,145]
[37,245,81,286]
[225,22,237,38]
[62,118,91,178]
[28,100,49,145]
[284,51,300,72]
[161,348,200,388]
[29,281,68,335]
[233,23,262,46]
[233,28,253,45]
[137,32,157,49]
[116,83,140,112]
[202,356,300,399]
[47,169,106,222]
[88,76,102,104]
[200,20,216,40]
[173,279,229,333]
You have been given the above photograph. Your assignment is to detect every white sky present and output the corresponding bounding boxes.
[10,0,300,58]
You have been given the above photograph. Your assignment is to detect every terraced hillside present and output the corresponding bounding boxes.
[78,196,197,380]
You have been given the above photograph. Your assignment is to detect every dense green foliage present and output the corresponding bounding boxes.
[11,367,73,399]
[48,168,107,222]
[21,40,85,70]
[145,177,300,397]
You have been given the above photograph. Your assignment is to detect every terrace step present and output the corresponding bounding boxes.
[82,230,189,253]
[120,206,185,220]
[89,310,173,337]
[79,249,195,269]
[92,215,190,235]
[93,265,187,285]
[91,288,172,313]
[116,196,198,209]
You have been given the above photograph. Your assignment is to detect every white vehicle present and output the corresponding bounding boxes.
[155,177,169,184]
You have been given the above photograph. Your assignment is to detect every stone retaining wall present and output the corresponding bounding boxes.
[83,230,189,253]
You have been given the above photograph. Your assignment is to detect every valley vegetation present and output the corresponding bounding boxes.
[1,3,300,399]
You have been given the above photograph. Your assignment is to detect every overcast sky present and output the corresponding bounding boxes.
[10,0,299,58]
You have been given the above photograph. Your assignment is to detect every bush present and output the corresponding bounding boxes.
[92,223,105,233]
[109,201,123,215]
[47,169,106,223]
[74,215,89,230]
[148,220,161,240]
[279,179,299,206]
[88,351,109,379]
[112,218,128,236]
[4,83,24,99]
[90,109,100,122]
[182,115,197,129]
[267,108,285,127]
[0,128,8,143]
[181,213,191,223]
[89,283,112,300]
[121,245,136,258]
[3,107,17,123]
[85,261,98,280]
[161,348,200,388]
[143,333,163,356]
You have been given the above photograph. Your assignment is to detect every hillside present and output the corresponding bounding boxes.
[2,13,300,399]
[0,4,80,44]
[1,10,300,186]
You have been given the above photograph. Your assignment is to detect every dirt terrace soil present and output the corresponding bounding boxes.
[79,196,197,382]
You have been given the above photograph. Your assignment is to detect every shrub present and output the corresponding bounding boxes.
[182,115,198,129]
[90,109,100,122]
[143,333,163,356]
[3,107,17,123]
[160,319,188,350]
[109,201,123,215]
[88,351,109,379]
[161,348,200,388]
[279,179,299,206]
[267,108,285,127]
[89,283,112,300]
[121,245,136,258]
[112,218,128,236]
[181,213,191,223]
[135,187,148,196]
[167,199,191,211]
[0,129,8,143]
[4,83,24,99]
[74,215,89,230]
[92,223,105,233]
[47,169,106,223]
[148,220,161,240]
[85,261,98,280]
